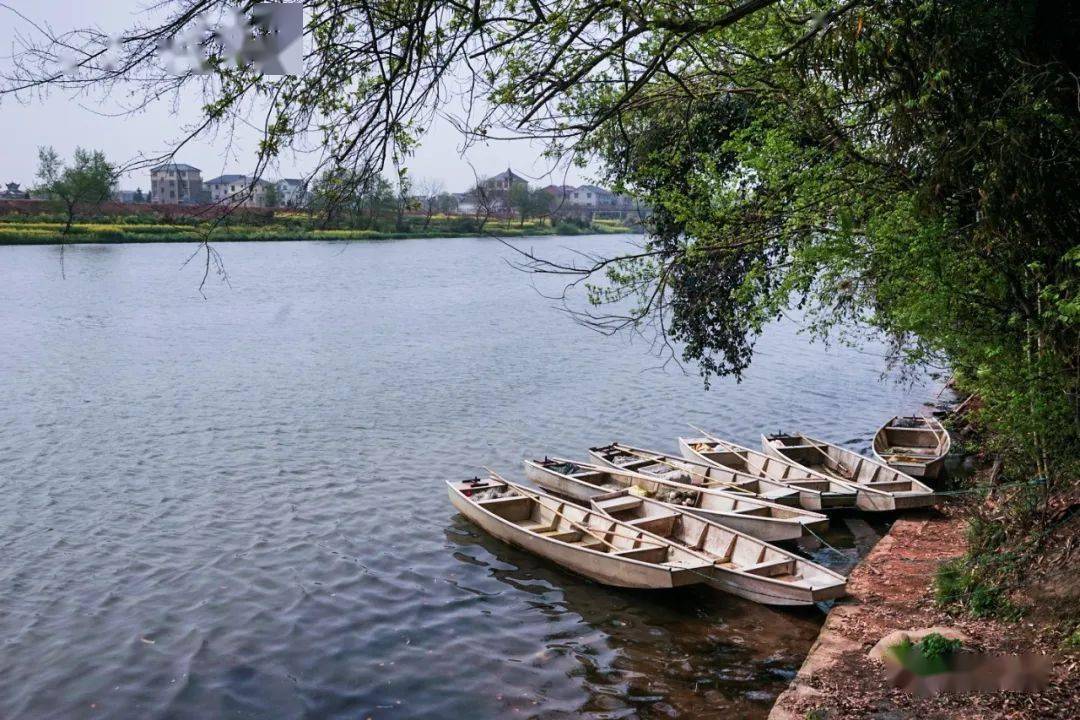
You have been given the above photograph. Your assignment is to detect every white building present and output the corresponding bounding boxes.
[275,178,307,207]
[205,175,271,208]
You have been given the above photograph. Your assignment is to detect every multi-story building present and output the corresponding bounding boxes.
[149,163,204,204]
[205,175,271,208]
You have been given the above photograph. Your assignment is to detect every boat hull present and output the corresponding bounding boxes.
[590,493,847,606]
[700,567,847,606]
[526,462,825,543]
[872,416,951,481]
[678,437,857,511]
[761,434,938,512]
[449,487,701,589]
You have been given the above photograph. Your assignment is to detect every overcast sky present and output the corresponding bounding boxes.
[0,1,592,192]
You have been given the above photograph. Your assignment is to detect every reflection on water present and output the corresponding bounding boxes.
[0,236,936,719]
[444,517,828,719]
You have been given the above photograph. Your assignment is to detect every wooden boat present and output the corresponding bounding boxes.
[447,474,713,589]
[872,415,951,480]
[678,431,857,511]
[588,441,803,506]
[591,490,847,605]
[761,433,938,511]
[523,457,829,542]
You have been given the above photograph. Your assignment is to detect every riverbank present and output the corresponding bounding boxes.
[0,219,635,245]
[0,203,638,244]
[768,506,1077,720]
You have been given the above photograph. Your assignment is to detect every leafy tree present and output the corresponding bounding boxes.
[527,188,554,225]
[393,169,413,230]
[263,182,280,209]
[434,192,458,216]
[35,146,116,232]
[509,183,530,227]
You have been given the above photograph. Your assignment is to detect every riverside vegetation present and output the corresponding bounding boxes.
[0,212,633,244]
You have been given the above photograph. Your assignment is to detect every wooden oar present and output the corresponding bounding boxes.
[688,424,726,444]
[614,446,754,494]
[483,469,666,550]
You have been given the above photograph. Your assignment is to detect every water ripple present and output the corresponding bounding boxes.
[0,237,939,719]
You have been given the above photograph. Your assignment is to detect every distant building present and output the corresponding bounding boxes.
[1,182,26,199]
[150,163,205,204]
[205,175,271,208]
[454,191,478,215]
[275,178,307,208]
[481,169,528,194]
[567,184,615,208]
[542,184,572,206]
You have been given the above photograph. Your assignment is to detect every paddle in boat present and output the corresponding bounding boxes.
[872,415,952,480]
[588,441,802,506]
[761,433,938,511]
[523,457,829,543]
[678,428,857,511]
[590,489,847,605]
[447,473,713,589]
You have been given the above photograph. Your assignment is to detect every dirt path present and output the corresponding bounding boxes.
[768,510,1077,719]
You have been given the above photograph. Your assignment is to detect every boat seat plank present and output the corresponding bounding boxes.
[611,546,668,563]
[733,507,773,516]
[595,496,643,513]
[522,521,555,533]
[626,513,680,526]
[540,529,583,543]
[742,558,797,577]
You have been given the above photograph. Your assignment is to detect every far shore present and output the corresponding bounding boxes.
[0,213,640,246]
[0,226,638,246]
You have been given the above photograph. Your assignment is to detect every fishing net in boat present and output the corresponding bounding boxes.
[656,488,698,506]
[660,469,693,484]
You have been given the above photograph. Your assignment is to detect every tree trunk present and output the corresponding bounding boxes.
[63,201,75,234]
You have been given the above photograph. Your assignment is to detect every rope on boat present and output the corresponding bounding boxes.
[801,522,852,560]
[932,477,1046,497]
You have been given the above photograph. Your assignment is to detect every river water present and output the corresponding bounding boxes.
[0,236,938,719]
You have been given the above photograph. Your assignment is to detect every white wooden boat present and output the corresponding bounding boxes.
[591,489,847,605]
[447,474,713,589]
[679,432,857,511]
[523,457,829,542]
[761,433,938,511]
[588,441,802,506]
[872,416,951,480]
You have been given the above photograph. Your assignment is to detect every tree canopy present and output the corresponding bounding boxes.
[35,146,116,232]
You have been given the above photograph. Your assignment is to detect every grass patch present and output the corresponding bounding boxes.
[888,633,964,676]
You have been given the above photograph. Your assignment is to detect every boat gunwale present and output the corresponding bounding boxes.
[446,479,714,576]
[871,415,952,470]
[761,433,936,498]
[677,435,855,499]
[589,440,803,492]
[524,457,828,525]
[590,489,848,593]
